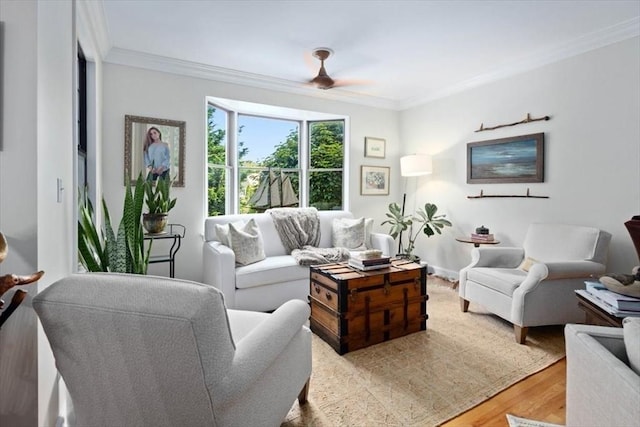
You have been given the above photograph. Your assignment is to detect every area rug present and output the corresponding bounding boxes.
[283,279,565,427]
[506,414,564,427]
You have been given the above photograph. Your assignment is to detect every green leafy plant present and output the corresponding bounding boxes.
[382,202,452,261]
[78,173,151,274]
[145,175,177,214]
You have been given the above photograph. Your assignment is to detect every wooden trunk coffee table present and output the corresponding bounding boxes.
[309,259,428,354]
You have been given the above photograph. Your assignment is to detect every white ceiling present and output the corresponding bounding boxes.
[92,0,640,110]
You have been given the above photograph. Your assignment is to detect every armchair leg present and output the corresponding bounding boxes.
[460,297,469,312]
[297,378,310,405]
[514,325,528,344]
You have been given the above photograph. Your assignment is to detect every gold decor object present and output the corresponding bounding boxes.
[0,232,45,329]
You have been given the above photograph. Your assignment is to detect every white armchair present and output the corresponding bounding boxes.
[565,320,640,427]
[33,273,311,427]
[459,223,611,344]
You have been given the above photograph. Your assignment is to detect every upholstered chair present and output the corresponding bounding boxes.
[33,273,311,427]
[459,223,611,344]
[565,320,640,426]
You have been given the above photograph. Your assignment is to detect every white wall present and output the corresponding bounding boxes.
[0,1,76,426]
[399,37,640,277]
[101,64,400,282]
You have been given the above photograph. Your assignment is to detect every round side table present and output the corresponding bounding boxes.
[455,237,500,248]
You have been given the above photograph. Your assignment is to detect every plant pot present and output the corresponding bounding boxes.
[143,213,168,234]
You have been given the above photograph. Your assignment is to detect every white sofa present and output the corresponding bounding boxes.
[565,319,640,427]
[203,210,394,311]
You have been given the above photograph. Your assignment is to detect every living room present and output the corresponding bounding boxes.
[1,1,639,426]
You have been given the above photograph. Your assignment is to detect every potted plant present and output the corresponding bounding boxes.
[382,202,452,261]
[78,173,151,274]
[143,175,177,234]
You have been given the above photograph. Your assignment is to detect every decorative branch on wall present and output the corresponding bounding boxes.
[475,113,551,132]
[467,188,549,199]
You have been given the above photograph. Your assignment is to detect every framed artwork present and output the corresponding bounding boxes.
[124,115,186,187]
[364,137,386,158]
[467,133,544,184]
[361,165,390,195]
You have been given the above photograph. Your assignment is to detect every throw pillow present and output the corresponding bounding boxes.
[215,220,246,247]
[519,257,539,272]
[623,317,640,375]
[332,217,367,251]
[228,219,266,266]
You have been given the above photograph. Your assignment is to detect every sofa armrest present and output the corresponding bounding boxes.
[203,241,238,308]
[219,300,310,403]
[565,323,640,427]
[466,247,525,268]
[544,260,606,280]
[370,232,394,257]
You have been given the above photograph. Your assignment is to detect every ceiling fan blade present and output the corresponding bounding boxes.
[331,78,374,88]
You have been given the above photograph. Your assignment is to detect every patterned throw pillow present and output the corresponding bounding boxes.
[332,217,374,249]
[332,217,369,251]
[228,219,266,266]
[519,257,539,272]
[214,220,246,247]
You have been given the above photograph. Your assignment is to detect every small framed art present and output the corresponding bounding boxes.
[361,165,390,195]
[364,137,386,158]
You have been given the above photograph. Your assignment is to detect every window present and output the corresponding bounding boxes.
[207,98,347,215]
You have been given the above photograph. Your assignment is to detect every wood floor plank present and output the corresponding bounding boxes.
[440,358,566,427]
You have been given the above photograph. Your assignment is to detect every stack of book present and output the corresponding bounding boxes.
[470,233,495,242]
[348,255,391,271]
[577,280,640,317]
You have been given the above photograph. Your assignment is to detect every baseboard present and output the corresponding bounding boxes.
[428,265,459,282]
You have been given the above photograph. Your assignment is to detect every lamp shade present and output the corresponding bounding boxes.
[400,154,433,177]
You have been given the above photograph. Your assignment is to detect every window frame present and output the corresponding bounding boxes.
[206,97,349,215]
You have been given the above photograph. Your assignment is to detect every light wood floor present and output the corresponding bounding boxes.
[441,358,567,427]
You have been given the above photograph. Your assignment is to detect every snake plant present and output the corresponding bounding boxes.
[78,173,151,274]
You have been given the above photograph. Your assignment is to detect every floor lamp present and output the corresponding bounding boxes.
[398,154,433,255]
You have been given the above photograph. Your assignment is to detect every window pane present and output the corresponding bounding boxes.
[242,168,299,213]
[238,115,299,168]
[309,121,344,169]
[207,105,227,215]
[309,170,343,210]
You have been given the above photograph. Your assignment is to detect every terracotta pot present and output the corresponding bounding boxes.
[143,213,168,234]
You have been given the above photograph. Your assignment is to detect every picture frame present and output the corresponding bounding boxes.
[467,133,544,184]
[361,165,390,195]
[124,115,186,187]
[364,137,386,158]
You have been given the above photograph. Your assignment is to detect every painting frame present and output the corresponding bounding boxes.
[361,165,390,195]
[124,115,186,187]
[364,137,386,158]
[467,133,544,184]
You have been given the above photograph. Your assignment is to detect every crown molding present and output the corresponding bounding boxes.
[89,4,638,112]
[104,48,399,110]
[76,0,111,60]
[398,17,640,110]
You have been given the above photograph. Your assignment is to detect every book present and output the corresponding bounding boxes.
[352,256,391,266]
[576,289,640,317]
[348,259,391,271]
[584,280,640,311]
[470,233,494,241]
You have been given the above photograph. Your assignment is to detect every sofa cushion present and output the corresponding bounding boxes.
[235,255,308,289]
[332,217,368,250]
[229,219,266,266]
[467,267,528,296]
[623,317,640,375]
